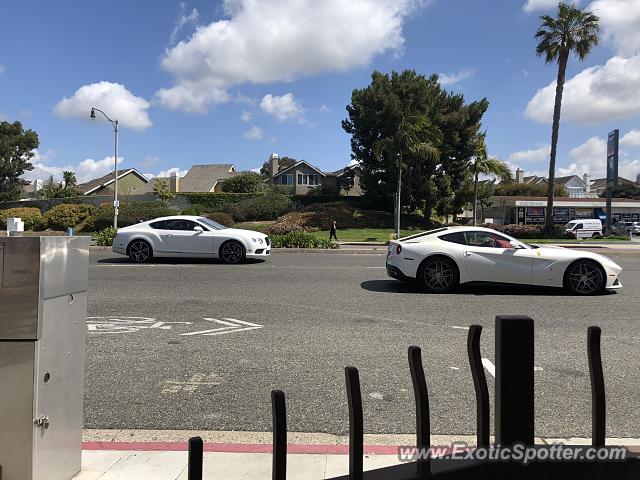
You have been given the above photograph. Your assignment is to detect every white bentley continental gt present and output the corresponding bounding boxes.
[112,216,270,264]
[386,226,623,295]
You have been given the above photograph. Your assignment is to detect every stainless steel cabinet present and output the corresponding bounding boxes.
[0,237,89,480]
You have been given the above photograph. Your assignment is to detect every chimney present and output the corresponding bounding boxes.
[170,171,180,193]
[583,172,590,193]
[637,173,640,185]
[515,168,524,184]
[270,153,279,177]
[34,179,43,191]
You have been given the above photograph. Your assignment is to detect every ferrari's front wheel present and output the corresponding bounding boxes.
[417,256,459,293]
[564,260,605,295]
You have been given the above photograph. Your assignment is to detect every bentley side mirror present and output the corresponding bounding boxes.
[194,226,204,232]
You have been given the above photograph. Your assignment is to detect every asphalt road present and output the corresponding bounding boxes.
[85,250,640,438]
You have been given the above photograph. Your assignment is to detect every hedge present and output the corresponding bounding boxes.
[41,204,95,230]
[223,193,293,222]
[178,192,264,210]
[480,223,574,239]
[84,202,176,231]
[270,231,336,249]
[0,207,42,230]
[206,212,235,226]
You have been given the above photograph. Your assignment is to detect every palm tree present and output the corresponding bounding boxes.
[374,111,441,237]
[470,136,512,225]
[62,170,77,189]
[535,3,599,234]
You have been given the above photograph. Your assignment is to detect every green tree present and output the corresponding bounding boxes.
[153,178,175,202]
[600,183,640,200]
[374,111,441,232]
[336,167,356,194]
[494,182,567,197]
[62,171,77,189]
[469,135,512,225]
[220,172,265,193]
[535,3,599,233]
[41,176,59,199]
[0,121,38,201]
[259,156,297,178]
[342,70,488,226]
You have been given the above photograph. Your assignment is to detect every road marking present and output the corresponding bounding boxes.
[87,317,193,334]
[181,318,264,337]
[481,358,496,378]
[366,267,386,269]
[481,358,544,378]
[451,326,470,330]
[449,366,460,370]
[162,373,223,395]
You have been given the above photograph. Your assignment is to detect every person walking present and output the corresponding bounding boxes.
[329,220,338,241]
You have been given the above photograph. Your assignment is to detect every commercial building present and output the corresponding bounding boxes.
[483,196,640,225]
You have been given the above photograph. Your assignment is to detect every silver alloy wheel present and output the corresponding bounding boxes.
[128,240,151,263]
[423,259,455,291]
[568,261,604,294]
[221,241,245,264]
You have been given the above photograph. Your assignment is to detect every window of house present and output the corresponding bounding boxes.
[281,174,293,185]
[310,174,320,185]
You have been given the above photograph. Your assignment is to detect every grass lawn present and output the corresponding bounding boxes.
[309,228,419,242]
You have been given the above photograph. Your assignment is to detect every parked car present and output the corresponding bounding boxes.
[564,219,603,239]
[613,220,640,236]
[386,226,622,295]
[112,216,270,264]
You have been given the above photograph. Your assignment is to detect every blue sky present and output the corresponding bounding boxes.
[1,0,639,184]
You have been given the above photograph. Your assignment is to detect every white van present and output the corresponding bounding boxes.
[565,219,603,239]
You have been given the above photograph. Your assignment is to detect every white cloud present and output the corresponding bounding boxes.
[250,167,261,173]
[154,167,188,178]
[169,3,200,46]
[438,68,474,86]
[240,110,252,122]
[243,125,263,140]
[589,0,640,56]
[260,93,304,122]
[22,151,124,184]
[522,0,581,12]
[525,55,640,124]
[139,155,160,168]
[0,64,5,75]
[156,0,424,112]
[558,134,640,179]
[508,144,550,163]
[54,81,152,130]
[621,128,640,147]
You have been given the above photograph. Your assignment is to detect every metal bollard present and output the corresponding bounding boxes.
[188,436,203,480]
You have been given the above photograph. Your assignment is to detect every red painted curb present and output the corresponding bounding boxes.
[82,441,401,455]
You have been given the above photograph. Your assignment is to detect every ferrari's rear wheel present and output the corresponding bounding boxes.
[418,257,459,293]
[564,260,605,295]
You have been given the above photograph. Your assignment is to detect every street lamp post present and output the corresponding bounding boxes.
[396,152,402,240]
[90,108,119,228]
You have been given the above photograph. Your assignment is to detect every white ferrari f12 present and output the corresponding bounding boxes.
[386,226,623,295]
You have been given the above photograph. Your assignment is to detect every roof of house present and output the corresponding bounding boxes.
[273,160,326,178]
[523,175,547,184]
[179,164,236,192]
[554,175,586,187]
[590,177,636,190]
[78,168,149,195]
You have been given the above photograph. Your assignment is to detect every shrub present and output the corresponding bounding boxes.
[480,223,574,239]
[84,202,175,231]
[268,201,392,234]
[206,211,235,226]
[270,231,337,249]
[93,227,117,246]
[181,203,210,216]
[220,173,265,193]
[178,192,263,210]
[0,207,42,230]
[41,204,95,230]
[224,193,293,222]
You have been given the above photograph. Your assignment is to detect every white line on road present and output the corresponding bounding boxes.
[481,358,496,378]
[203,326,263,336]
[221,318,262,327]
[451,326,470,330]
[204,318,240,327]
[366,267,386,269]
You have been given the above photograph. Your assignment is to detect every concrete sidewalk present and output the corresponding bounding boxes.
[74,431,640,479]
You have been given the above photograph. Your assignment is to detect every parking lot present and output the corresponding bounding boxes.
[86,250,640,438]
